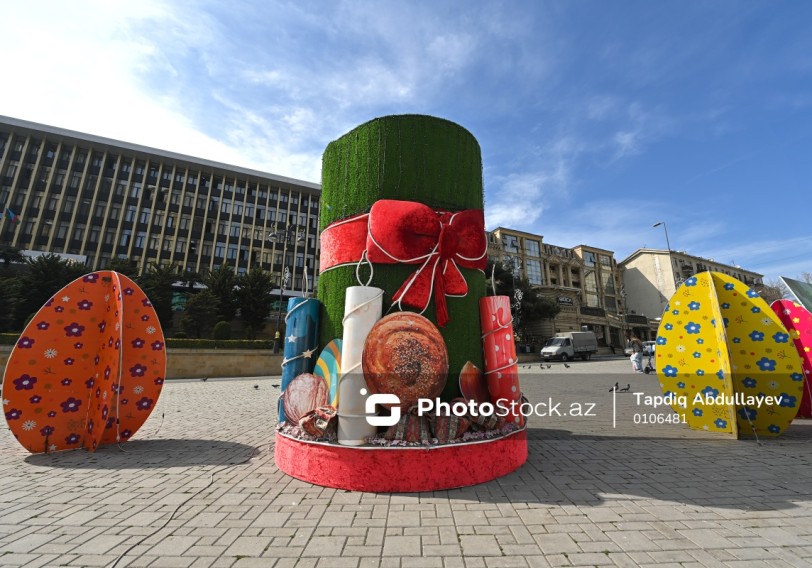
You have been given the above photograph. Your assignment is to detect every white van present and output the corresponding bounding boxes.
[541,331,599,362]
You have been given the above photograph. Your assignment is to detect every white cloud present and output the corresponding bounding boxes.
[427,33,477,72]
[0,0,257,172]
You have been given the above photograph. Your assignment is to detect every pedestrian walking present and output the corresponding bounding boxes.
[625,330,644,372]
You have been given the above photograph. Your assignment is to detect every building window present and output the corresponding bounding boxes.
[601,270,615,294]
[585,271,598,293]
[525,240,540,257]
[503,255,521,273]
[600,254,611,266]
[583,251,596,267]
[501,234,519,253]
[526,259,542,285]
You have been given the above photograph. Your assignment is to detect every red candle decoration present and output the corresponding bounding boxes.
[479,296,524,427]
[770,299,812,418]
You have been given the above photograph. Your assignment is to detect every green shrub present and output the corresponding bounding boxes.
[212,321,232,340]
[166,338,273,350]
[1,333,272,350]
[0,333,19,346]
[173,331,188,339]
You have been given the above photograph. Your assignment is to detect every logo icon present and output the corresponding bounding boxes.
[362,388,401,426]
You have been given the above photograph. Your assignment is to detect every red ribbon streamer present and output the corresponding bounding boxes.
[320,200,487,327]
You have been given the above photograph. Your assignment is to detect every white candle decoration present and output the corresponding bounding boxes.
[337,286,383,445]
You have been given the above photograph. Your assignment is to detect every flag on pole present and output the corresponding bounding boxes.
[4,208,20,223]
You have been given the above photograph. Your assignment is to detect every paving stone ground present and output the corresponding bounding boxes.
[2,356,812,567]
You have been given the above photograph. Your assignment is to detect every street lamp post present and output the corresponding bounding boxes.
[652,221,677,287]
[268,226,304,353]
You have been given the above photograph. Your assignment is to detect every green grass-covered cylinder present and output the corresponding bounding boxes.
[318,115,486,399]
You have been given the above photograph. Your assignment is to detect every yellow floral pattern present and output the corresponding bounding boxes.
[656,272,803,438]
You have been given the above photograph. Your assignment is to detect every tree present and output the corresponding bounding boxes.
[178,267,203,292]
[181,289,220,339]
[0,276,22,332]
[236,268,273,339]
[137,263,178,331]
[485,260,561,341]
[755,278,790,304]
[205,264,239,322]
[105,257,139,279]
[0,244,24,271]
[15,255,87,328]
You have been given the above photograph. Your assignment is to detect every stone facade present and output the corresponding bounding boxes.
[487,228,626,349]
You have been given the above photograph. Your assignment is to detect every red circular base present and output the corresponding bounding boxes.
[274,428,528,492]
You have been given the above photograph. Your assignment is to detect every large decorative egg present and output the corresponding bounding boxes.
[770,299,812,418]
[2,271,166,453]
[656,272,803,437]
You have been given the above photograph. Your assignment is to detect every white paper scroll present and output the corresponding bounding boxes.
[337,286,383,445]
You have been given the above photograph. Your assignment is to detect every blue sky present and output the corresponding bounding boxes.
[2,0,810,282]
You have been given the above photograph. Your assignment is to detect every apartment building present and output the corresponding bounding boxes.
[620,248,764,327]
[0,116,320,299]
[488,228,627,348]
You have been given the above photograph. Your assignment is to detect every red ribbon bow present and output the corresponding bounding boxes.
[320,199,487,327]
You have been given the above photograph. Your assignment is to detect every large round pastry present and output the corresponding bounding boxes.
[362,313,449,409]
